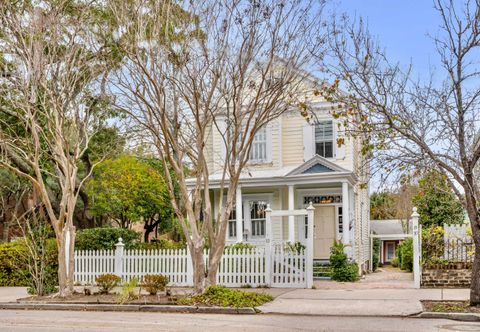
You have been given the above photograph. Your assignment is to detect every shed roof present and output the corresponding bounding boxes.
[370,219,408,235]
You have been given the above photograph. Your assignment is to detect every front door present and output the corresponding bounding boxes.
[313,206,336,259]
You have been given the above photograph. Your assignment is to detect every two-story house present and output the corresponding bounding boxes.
[195,95,371,274]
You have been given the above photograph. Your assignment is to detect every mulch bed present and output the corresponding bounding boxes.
[422,300,480,313]
[18,293,175,305]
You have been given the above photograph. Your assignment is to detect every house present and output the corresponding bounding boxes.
[187,81,371,275]
[370,219,410,265]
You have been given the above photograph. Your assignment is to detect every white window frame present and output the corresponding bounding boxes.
[243,194,272,240]
[314,120,334,158]
[247,125,272,164]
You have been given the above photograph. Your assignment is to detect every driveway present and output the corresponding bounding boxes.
[0,287,28,302]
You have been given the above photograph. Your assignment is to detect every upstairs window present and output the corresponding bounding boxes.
[315,121,334,158]
[249,126,268,162]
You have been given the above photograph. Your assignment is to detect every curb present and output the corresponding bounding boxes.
[418,311,480,322]
[0,302,256,314]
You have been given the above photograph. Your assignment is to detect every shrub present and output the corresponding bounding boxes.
[329,241,358,282]
[285,242,306,254]
[75,228,141,250]
[117,277,139,304]
[0,239,58,295]
[372,238,380,271]
[177,285,273,308]
[225,243,255,251]
[142,274,168,295]
[136,239,186,250]
[331,262,359,282]
[397,238,413,272]
[95,274,121,294]
[391,258,399,268]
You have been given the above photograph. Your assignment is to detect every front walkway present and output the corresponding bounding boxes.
[259,268,469,317]
[314,266,414,290]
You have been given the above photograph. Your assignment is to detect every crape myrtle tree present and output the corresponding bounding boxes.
[325,0,480,304]
[0,1,117,296]
[108,0,328,292]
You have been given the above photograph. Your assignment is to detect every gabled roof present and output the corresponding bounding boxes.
[371,219,409,235]
[286,155,351,177]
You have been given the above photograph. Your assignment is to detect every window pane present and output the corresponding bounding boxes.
[249,127,267,162]
[324,141,333,158]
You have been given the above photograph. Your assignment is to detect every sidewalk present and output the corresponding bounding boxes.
[258,288,470,316]
[0,288,28,303]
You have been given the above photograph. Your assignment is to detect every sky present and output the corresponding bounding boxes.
[331,0,443,80]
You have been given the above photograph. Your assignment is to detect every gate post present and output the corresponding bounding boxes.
[412,207,421,289]
[306,202,315,288]
[265,205,273,286]
[115,238,124,280]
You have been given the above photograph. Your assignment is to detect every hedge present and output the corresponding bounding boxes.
[75,228,141,250]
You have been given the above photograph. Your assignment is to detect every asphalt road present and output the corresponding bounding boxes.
[0,310,479,332]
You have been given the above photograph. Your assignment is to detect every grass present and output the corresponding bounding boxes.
[422,300,480,313]
[177,285,273,308]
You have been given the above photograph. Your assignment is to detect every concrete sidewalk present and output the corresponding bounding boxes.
[0,288,28,303]
[258,288,470,316]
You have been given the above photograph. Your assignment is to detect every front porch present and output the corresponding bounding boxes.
[214,181,354,261]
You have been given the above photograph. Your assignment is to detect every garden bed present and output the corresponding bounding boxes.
[422,300,480,313]
[17,293,174,305]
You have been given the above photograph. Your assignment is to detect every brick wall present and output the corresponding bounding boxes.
[422,268,471,288]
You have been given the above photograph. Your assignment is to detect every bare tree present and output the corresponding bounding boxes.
[326,0,480,304]
[109,0,327,292]
[0,1,114,296]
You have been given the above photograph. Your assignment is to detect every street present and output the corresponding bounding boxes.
[0,310,479,332]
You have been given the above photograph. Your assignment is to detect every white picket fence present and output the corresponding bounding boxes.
[74,239,308,288]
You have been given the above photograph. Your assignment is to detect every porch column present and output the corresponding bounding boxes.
[288,184,295,243]
[342,182,350,248]
[235,185,243,243]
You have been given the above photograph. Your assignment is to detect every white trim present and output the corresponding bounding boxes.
[287,155,352,176]
[242,193,274,241]
[278,117,283,168]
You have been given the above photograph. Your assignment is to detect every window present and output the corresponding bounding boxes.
[338,207,343,234]
[228,208,237,238]
[250,201,267,237]
[386,242,395,261]
[249,126,267,162]
[315,121,334,158]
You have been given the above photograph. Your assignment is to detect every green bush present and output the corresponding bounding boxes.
[136,239,186,250]
[177,285,273,308]
[391,258,399,268]
[75,228,141,250]
[117,277,139,304]
[225,243,255,251]
[0,239,58,294]
[142,274,168,295]
[285,242,306,254]
[95,274,121,294]
[372,238,380,271]
[397,238,413,272]
[331,262,359,282]
[329,241,358,282]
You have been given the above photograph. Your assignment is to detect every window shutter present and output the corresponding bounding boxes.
[335,121,346,160]
[217,119,227,163]
[302,123,314,161]
[266,123,273,163]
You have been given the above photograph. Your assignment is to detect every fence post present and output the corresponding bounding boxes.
[115,238,124,279]
[186,246,193,286]
[306,202,315,288]
[265,204,273,286]
[412,207,421,289]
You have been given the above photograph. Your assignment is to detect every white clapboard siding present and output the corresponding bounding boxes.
[74,245,306,288]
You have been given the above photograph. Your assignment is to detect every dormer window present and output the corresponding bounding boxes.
[315,121,333,158]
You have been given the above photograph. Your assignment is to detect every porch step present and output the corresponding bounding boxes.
[313,260,331,279]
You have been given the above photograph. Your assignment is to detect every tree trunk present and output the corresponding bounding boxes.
[190,244,207,293]
[466,194,480,306]
[471,237,480,306]
[56,223,76,297]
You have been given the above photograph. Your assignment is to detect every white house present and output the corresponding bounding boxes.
[187,84,371,275]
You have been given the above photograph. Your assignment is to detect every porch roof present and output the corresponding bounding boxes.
[186,155,357,189]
